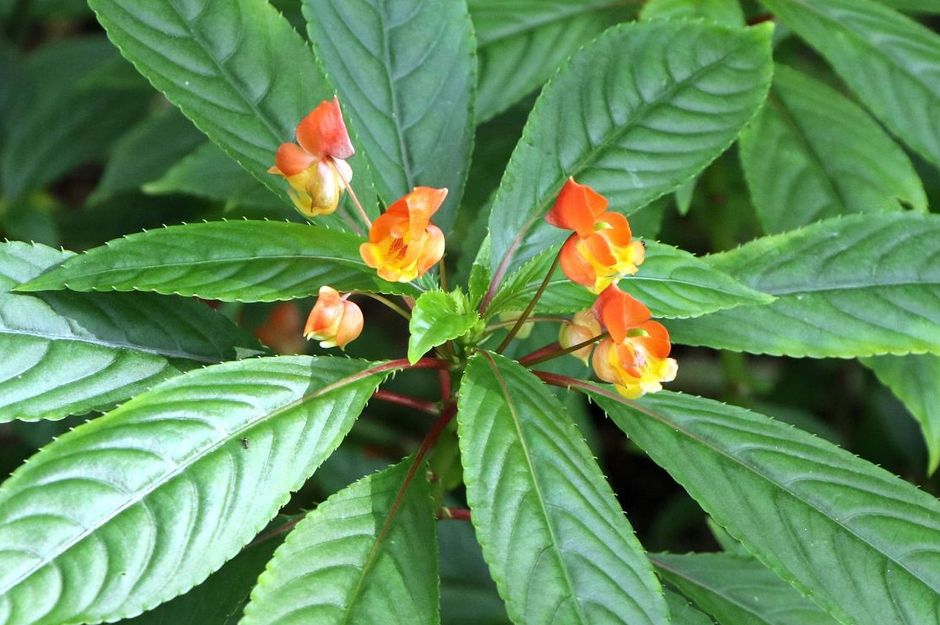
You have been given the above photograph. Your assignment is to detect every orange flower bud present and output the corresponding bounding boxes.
[268,97,355,218]
[546,179,646,294]
[559,309,602,364]
[303,286,363,349]
[360,187,448,282]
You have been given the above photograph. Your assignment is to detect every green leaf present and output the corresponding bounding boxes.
[487,242,773,320]
[303,0,475,231]
[408,290,479,364]
[241,460,438,625]
[652,553,838,625]
[485,20,773,284]
[470,0,628,123]
[1,37,150,202]
[89,107,206,205]
[675,177,697,217]
[589,387,940,625]
[759,0,940,169]
[16,221,418,301]
[0,241,258,423]
[665,589,715,625]
[739,64,926,234]
[668,213,940,357]
[862,354,940,475]
[458,352,668,625]
[118,533,282,625]
[640,0,745,25]
[876,0,940,12]
[86,0,375,212]
[438,520,511,625]
[0,356,393,625]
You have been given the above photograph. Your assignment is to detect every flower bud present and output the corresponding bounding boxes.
[303,286,363,349]
[559,309,602,364]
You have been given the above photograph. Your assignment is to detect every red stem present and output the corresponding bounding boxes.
[438,507,471,521]
[373,390,439,415]
[438,369,452,403]
[518,342,562,366]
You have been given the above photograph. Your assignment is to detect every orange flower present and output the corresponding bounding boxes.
[591,285,677,399]
[304,286,363,349]
[268,97,355,218]
[547,178,646,294]
[559,309,602,364]
[360,187,447,282]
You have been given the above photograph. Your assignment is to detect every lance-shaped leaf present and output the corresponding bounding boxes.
[587,386,940,625]
[0,356,393,625]
[0,241,258,423]
[651,553,838,625]
[471,0,628,123]
[241,460,438,625]
[668,213,940,357]
[759,0,940,169]
[877,0,940,11]
[740,64,926,234]
[303,0,475,231]
[16,221,418,301]
[458,352,668,625]
[487,242,772,320]
[86,0,375,211]
[862,354,940,475]
[640,0,745,25]
[484,20,773,287]
[408,290,479,364]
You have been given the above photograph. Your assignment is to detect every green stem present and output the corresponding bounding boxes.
[495,251,561,353]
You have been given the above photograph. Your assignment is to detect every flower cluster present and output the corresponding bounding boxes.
[269,98,447,350]
[548,178,677,399]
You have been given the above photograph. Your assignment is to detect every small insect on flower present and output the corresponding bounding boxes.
[591,285,677,399]
[360,186,448,282]
[268,97,355,219]
[304,286,364,349]
[546,178,646,294]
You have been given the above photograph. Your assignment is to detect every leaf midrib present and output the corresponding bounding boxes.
[0,361,391,597]
[492,32,759,276]
[22,253,370,291]
[589,387,938,608]
[480,352,590,625]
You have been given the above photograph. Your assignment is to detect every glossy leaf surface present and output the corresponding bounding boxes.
[668,214,940,357]
[304,0,475,230]
[458,352,668,625]
[640,0,744,25]
[760,0,940,168]
[17,221,417,301]
[408,290,479,364]
[241,460,438,625]
[591,387,940,625]
[0,242,256,423]
[0,356,390,625]
[485,20,773,280]
[739,64,925,233]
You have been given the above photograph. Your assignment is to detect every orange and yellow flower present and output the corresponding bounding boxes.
[360,187,447,283]
[591,285,677,399]
[547,178,646,293]
[304,286,363,349]
[268,97,355,218]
